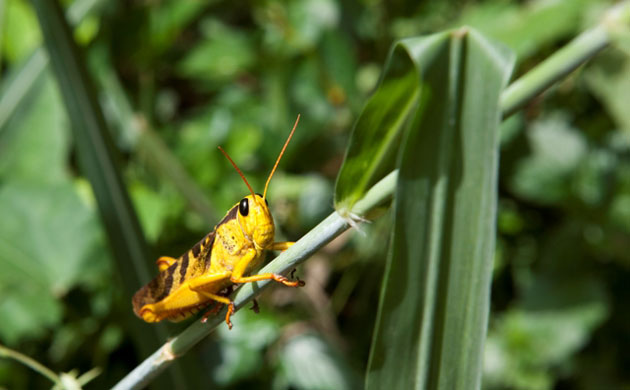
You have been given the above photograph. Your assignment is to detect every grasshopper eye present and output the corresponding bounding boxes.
[239,198,249,216]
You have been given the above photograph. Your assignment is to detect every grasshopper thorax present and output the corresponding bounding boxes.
[237,193,274,251]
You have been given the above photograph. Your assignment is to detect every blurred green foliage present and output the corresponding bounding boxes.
[0,0,629,389]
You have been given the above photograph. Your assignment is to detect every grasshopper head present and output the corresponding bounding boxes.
[219,114,300,251]
[237,193,274,250]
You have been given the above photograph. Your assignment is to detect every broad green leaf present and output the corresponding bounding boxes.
[0,182,101,345]
[0,182,100,295]
[0,284,62,345]
[0,69,104,345]
[0,75,68,184]
[366,29,514,390]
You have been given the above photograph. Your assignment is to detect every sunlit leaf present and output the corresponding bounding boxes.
[365,29,514,389]
[334,43,423,211]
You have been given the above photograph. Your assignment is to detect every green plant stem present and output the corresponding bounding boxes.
[0,344,60,385]
[77,367,102,386]
[112,2,630,389]
[501,1,630,117]
[500,26,608,117]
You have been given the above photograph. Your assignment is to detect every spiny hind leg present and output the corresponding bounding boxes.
[156,256,178,272]
[232,272,305,287]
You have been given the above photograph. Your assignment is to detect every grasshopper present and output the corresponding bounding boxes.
[132,115,304,329]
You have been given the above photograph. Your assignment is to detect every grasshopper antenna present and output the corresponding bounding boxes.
[218,146,256,198]
[263,114,300,200]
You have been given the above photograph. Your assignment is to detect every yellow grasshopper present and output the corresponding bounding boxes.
[132,115,304,329]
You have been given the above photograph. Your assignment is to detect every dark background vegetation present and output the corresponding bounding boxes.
[1,0,629,388]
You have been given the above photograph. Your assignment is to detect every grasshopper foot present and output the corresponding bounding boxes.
[274,273,305,287]
[224,302,235,330]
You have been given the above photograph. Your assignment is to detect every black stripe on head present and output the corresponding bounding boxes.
[218,205,238,226]
[180,251,189,281]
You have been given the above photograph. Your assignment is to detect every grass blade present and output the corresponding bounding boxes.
[30,0,151,304]
[28,0,186,387]
[365,29,514,389]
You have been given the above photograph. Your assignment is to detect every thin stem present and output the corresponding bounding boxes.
[0,344,60,385]
[500,26,609,117]
[77,367,103,386]
[500,1,630,117]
